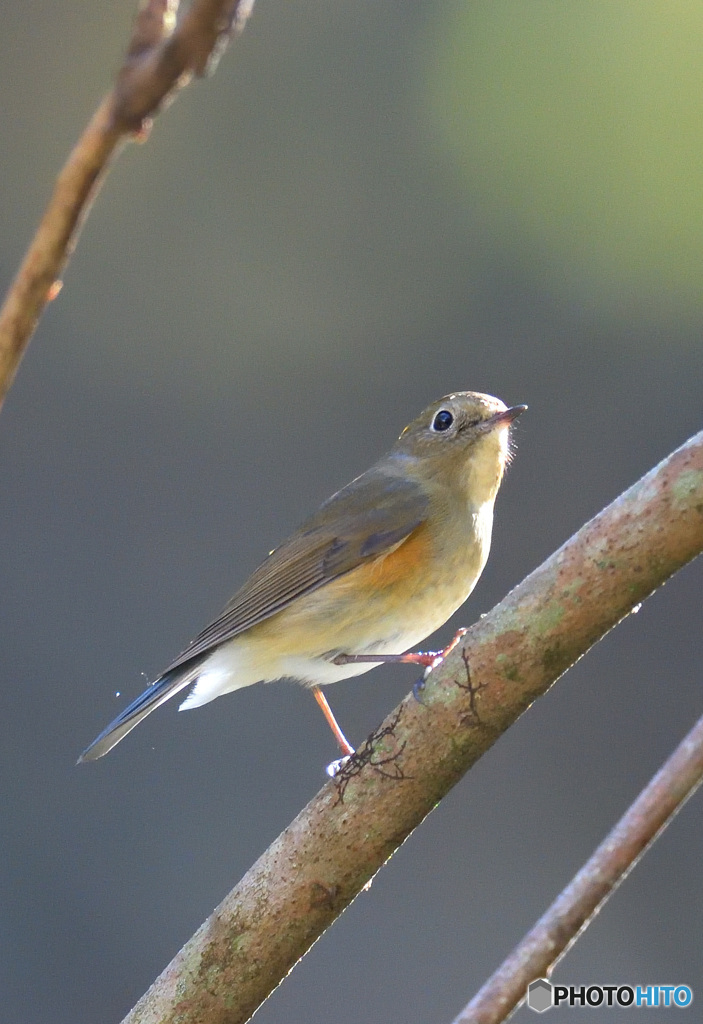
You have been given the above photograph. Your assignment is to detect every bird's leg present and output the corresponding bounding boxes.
[334,628,469,701]
[333,629,468,670]
[333,651,440,666]
[311,685,355,757]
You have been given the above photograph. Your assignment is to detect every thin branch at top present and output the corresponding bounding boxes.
[0,0,256,410]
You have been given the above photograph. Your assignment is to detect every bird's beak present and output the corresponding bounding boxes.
[484,404,527,430]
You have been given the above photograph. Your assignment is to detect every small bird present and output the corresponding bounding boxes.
[79,392,525,763]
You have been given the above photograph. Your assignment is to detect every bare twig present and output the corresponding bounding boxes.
[0,0,256,410]
[118,435,703,1024]
[452,709,703,1024]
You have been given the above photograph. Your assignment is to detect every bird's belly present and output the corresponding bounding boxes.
[183,513,492,704]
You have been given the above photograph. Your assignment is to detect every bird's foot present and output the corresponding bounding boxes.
[410,628,469,703]
[332,628,469,713]
[325,755,352,778]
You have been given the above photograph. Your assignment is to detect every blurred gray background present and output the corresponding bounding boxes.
[1,1,701,1021]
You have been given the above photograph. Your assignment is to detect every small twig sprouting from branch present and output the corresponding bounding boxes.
[451,708,703,1024]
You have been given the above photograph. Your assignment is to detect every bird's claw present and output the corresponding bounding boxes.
[326,755,352,777]
[412,658,439,705]
[412,676,427,704]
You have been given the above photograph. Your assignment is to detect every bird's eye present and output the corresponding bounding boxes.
[431,409,454,432]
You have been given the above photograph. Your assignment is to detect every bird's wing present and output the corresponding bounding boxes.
[164,467,429,673]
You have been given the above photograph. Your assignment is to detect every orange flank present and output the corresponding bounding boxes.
[353,522,434,591]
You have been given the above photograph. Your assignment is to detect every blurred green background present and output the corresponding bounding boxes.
[0,2,701,1022]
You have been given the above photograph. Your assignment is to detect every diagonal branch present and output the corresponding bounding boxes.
[118,433,703,1024]
[452,707,703,1024]
[0,0,255,410]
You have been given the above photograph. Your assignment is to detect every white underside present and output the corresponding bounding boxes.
[178,622,430,710]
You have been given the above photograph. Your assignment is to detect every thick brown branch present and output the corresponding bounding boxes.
[0,0,255,410]
[452,709,703,1024]
[119,435,703,1024]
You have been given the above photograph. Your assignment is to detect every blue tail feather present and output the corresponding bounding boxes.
[78,667,195,763]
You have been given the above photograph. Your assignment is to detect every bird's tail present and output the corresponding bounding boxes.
[77,663,200,763]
